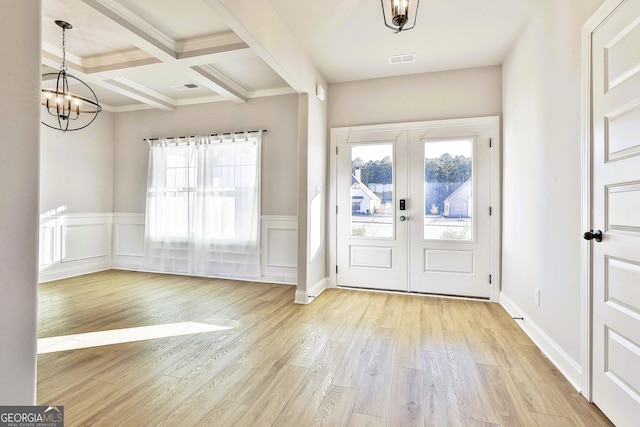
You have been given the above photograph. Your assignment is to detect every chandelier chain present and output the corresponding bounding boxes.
[60,26,67,72]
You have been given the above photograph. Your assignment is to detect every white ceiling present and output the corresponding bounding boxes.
[41,0,535,112]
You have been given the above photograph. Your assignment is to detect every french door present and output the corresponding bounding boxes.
[332,118,499,299]
[335,129,408,291]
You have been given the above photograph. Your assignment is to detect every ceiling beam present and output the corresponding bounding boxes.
[99,79,175,111]
[203,0,326,94]
[42,49,174,111]
[82,49,160,74]
[190,65,248,104]
[177,32,249,60]
[81,0,249,103]
[78,32,251,74]
[82,0,176,61]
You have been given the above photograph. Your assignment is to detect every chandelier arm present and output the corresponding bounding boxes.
[41,88,102,111]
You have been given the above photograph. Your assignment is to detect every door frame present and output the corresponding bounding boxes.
[580,0,630,402]
[328,116,502,302]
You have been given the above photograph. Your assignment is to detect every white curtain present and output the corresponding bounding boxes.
[143,131,261,279]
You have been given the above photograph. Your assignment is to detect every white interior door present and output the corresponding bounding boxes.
[333,118,498,298]
[589,0,640,425]
[336,129,408,291]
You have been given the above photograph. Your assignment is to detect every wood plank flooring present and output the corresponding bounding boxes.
[37,270,613,426]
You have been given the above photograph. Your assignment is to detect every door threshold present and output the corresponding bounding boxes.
[336,285,491,301]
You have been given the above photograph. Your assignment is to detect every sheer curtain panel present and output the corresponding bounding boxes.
[143,131,262,279]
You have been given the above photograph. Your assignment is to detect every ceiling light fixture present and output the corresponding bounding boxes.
[381,0,419,33]
[42,20,102,132]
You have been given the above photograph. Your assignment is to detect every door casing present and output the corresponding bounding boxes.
[329,116,502,301]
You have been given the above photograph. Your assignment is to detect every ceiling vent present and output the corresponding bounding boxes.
[388,53,417,64]
[171,83,200,91]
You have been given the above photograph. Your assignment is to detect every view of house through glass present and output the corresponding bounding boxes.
[349,140,474,240]
[424,139,474,240]
[350,144,393,238]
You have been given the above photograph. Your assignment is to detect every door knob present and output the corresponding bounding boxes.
[399,216,407,221]
[583,230,603,242]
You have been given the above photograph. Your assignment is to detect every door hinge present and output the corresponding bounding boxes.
[336,146,338,155]
[489,206,492,216]
[489,274,492,284]
[336,205,338,214]
[489,138,492,148]
[336,265,338,274]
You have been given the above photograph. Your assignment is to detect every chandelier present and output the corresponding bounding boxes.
[381,0,420,33]
[42,21,102,132]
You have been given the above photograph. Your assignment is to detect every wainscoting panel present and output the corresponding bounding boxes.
[111,213,145,271]
[41,213,298,285]
[39,213,112,283]
[261,215,298,284]
[62,223,110,262]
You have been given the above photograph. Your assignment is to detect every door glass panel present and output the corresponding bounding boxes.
[424,139,473,240]
[350,144,393,238]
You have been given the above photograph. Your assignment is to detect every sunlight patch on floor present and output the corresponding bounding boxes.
[37,322,232,354]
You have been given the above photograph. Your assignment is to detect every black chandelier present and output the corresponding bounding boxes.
[381,0,420,33]
[42,21,102,132]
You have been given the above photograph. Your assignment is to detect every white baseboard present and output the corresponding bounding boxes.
[260,273,297,285]
[500,292,582,392]
[111,261,143,271]
[39,262,111,283]
[295,277,328,304]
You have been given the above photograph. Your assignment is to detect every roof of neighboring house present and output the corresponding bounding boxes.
[351,175,381,202]
[443,178,472,202]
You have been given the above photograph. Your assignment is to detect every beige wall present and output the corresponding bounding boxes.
[502,0,604,373]
[328,65,502,128]
[296,91,328,292]
[40,112,114,214]
[306,92,328,288]
[112,94,299,216]
[0,0,40,404]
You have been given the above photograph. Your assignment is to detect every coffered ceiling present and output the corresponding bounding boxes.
[41,0,535,112]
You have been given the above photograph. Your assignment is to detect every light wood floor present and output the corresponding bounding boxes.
[37,270,612,426]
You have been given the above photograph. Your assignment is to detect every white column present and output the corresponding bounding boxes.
[0,0,41,404]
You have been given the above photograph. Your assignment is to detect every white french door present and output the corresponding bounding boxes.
[587,0,640,425]
[335,129,409,291]
[332,118,499,299]
[408,125,493,297]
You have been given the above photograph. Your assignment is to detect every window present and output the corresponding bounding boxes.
[144,132,262,278]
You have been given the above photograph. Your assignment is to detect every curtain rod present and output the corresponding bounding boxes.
[143,129,267,142]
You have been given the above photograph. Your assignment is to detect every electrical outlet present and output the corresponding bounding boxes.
[534,288,540,307]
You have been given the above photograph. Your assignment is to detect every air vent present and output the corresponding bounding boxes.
[171,83,200,91]
[388,53,417,64]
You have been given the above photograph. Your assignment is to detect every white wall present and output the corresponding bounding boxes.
[39,112,115,283]
[40,112,114,214]
[113,94,299,216]
[328,66,502,128]
[295,90,329,302]
[0,0,40,405]
[501,0,604,388]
